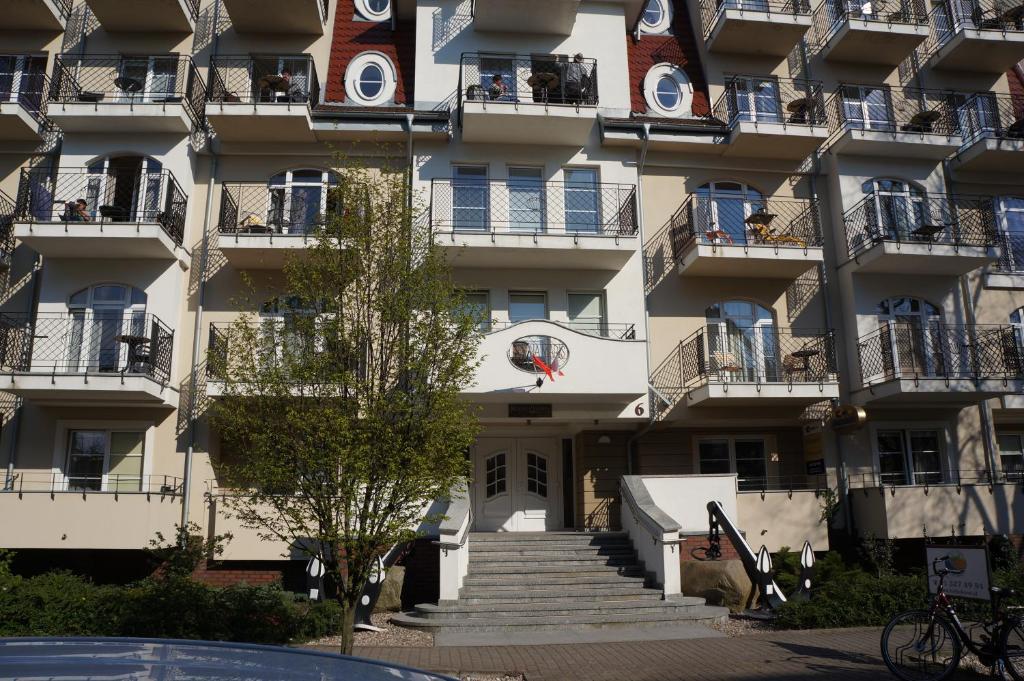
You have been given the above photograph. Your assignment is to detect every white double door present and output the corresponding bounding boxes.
[472,438,561,532]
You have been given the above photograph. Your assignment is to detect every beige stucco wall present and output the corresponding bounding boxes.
[737,490,829,553]
[852,483,1024,539]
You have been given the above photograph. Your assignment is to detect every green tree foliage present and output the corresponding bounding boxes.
[208,156,482,654]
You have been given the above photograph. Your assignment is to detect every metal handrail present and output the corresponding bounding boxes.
[207,55,320,106]
[826,84,962,139]
[3,472,184,495]
[699,0,812,39]
[813,0,929,46]
[848,468,1024,488]
[669,193,823,255]
[711,75,826,128]
[459,52,599,107]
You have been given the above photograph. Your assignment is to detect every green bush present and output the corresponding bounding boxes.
[774,571,928,629]
[0,571,122,637]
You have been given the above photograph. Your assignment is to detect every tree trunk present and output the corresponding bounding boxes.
[337,596,358,656]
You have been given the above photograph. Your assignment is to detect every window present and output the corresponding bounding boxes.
[999,197,1024,272]
[267,168,339,235]
[485,453,506,498]
[452,166,489,231]
[643,63,692,118]
[76,155,166,223]
[698,438,768,491]
[876,296,945,378]
[841,85,892,131]
[251,56,312,103]
[65,429,145,492]
[564,168,600,233]
[462,291,491,332]
[864,179,933,242]
[66,284,148,374]
[998,433,1024,480]
[509,292,547,323]
[344,52,397,106]
[729,77,781,124]
[527,452,548,497]
[640,0,673,32]
[507,167,544,232]
[567,292,606,336]
[117,56,179,103]
[0,54,47,114]
[875,429,944,485]
[705,300,778,382]
[355,0,391,21]
[694,181,766,245]
[476,56,516,102]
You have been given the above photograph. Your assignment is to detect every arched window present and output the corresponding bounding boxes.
[66,284,148,374]
[862,178,940,242]
[640,0,673,33]
[643,63,692,118]
[705,300,778,382]
[344,52,398,106]
[75,156,167,223]
[694,181,765,245]
[356,0,391,21]
[875,296,947,379]
[267,169,339,235]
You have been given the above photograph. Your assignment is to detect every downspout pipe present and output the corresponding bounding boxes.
[626,123,653,476]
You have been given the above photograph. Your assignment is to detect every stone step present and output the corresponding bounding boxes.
[456,589,664,604]
[470,547,636,558]
[391,606,730,633]
[468,561,642,575]
[470,556,639,569]
[470,539,633,550]
[469,532,628,543]
[460,575,649,590]
[415,597,709,619]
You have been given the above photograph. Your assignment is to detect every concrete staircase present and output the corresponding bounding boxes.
[392,531,729,633]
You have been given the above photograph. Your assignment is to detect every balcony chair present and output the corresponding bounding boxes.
[748,221,807,247]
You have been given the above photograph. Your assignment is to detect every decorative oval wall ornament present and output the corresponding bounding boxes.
[508,335,570,375]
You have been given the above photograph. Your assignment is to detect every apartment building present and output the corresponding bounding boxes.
[0,0,1023,612]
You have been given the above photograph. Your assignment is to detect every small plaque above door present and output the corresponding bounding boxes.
[508,404,552,418]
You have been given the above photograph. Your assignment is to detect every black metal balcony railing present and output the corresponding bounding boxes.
[711,76,826,128]
[813,0,929,44]
[849,468,1024,488]
[1,69,49,123]
[0,312,174,383]
[668,194,823,256]
[996,230,1024,272]
[484,320,637,340]
[49,54,206,129]
[3,471,184,495]
[460,53,599,107]
[218,182,341,237]
[0,191,15,262]
[430,179,638,237]
[826,85,961,138]
[932,0,1024,40]
[956,92,1024,143]
[842,191,996,258]
[856,322,1022,385]
[50,0,73,19]
[651,326,838,394]
[15,168,188,247]
[737,473,829,492]
[208,55,320,106]
[699,0,812,39]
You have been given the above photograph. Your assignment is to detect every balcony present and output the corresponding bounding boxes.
[0,312,176,406]
[699,0,813,55]
[459,54,599,146]
[84,0,198,32]
[840,192,997,274]
[710,76,828,162]
[669,194,823,278]
[0,69,50,143]
[651,326,839,408]
[216,182,339,268]
[47,54,206,134]
[429,178,638,269]
[0,473,183,550]
[950,93,1024,173]
[206,56,319,143]
[849,470,1024,538]
[812,0,930,64]
[825,85,962,157]
[853,323,1023,404]
[221,0,327,34]
[13,168,189,263]
[462,320,648,413]
[922,0,1024,72]
[6,0,71,30]
[0,193,14,270]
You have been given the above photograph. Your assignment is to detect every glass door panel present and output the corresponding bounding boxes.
[507,167,544,232]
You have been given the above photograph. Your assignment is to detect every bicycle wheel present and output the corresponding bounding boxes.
[881,610,962,681]
[1001,617,1024,680]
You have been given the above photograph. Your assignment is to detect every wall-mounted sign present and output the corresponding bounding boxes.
[509,404,553,418]
[831,405,867,434]
[926,545,991,601]
[805,459,826,476]
[508,335,569,379]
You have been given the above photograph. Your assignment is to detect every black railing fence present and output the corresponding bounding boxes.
[848,468,1024,488]
[3,471,184,495]
[51,0,73,18]
[49,54,206,129]
[218,182,341,236]
[429,178,638,236]
[208,55,320,105]
[956,92,1024,143]
[0,191,14,262]
[668,193,822,256]
[996,230,1024,272]
[1,69,49,122]
[737,473,829,492]
[711,75,826,127]
[460,53,599,107]
[15,168,188,246]
[932,0,1024,37]
[0,312,174,383]
[826,85,961,137]
[699,0,812,38]
[484,320,637,340]
[651,326,837,395]
[813,0,929,44]
[841,191,996,258]
[856,322,1021,385]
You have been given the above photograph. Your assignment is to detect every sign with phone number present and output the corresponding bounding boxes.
[926,545,991,601]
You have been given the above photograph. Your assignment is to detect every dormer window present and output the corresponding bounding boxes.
[355,0,391,21]
[344,52,398,106]
[644,64,692,117]
[640,0,673,33]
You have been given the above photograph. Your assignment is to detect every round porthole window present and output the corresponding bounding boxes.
[640,0,673,33]
[643,63,692,118]
[355,0,391,21]
[345,52,397,106]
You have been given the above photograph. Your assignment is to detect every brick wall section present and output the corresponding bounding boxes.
[1009,67,1024,100]
[191,560,284,587]
[325,1,415,104]
[626,0,711,116]
[680,532,742,562]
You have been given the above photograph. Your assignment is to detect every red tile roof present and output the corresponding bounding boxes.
[626,0,710,116]
[325,1,416,105]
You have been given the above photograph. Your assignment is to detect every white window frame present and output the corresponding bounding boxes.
[998,196,1024,273]
[566,291,607,336]
[997,431,1024,480]
[344,52,397,106]
[508,290,549,323]
[51,421,154,493]
[640,0,674,33]
[868,422,953,487]
[266,168,337,235]
[643,63,692,118]
[694,435,773,490]
[355,0,392,21]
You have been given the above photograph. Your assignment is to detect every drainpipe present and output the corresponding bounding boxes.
[4,254,43,488]
[944,159,998,478]
[626,124,653,476]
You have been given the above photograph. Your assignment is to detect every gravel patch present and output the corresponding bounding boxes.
[709,615,777,637]
[309,613,433,648]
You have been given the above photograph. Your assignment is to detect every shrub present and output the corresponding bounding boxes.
[774,571,927,629]
[0,571,122,637]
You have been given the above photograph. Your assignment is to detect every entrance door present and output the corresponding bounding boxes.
[472,438,561,531]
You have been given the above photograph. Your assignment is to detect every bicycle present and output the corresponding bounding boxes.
[881,554,1024,680]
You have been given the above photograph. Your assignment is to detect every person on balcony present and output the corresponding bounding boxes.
[564,53,592,105]
[62,199,91,222]
[488,74,509,101]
